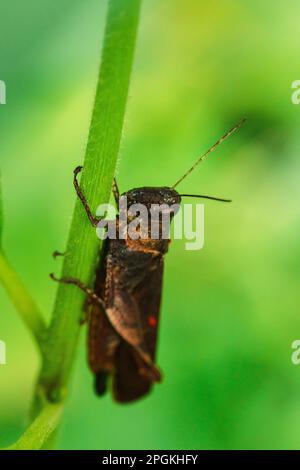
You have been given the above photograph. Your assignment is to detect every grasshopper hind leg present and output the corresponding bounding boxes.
[50,273,105,308]
[95,371,109,396]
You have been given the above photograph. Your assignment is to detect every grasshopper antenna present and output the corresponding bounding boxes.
[172,118,246,189]
[180,194,231,203]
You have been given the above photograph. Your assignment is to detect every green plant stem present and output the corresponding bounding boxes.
[3,402,64,450]
[35,0,142,405]
[0,250,46,351]
[3,0,142,450]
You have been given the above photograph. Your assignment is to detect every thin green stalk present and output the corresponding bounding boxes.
[35,0,142,404]
[2,0,142,450]
[0,251,47,350]
[3,402,64,450]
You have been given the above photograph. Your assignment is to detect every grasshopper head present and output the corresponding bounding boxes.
[123,187,181,209]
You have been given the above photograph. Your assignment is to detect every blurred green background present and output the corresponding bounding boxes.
[1,0,300,450]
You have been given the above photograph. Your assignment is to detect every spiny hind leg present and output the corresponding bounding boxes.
[73,166,102,227]
[112,178,120,209]
[74,166,121,223]
[50,272,105,312]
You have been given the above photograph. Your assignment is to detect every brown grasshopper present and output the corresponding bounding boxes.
[51,119,245,403]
